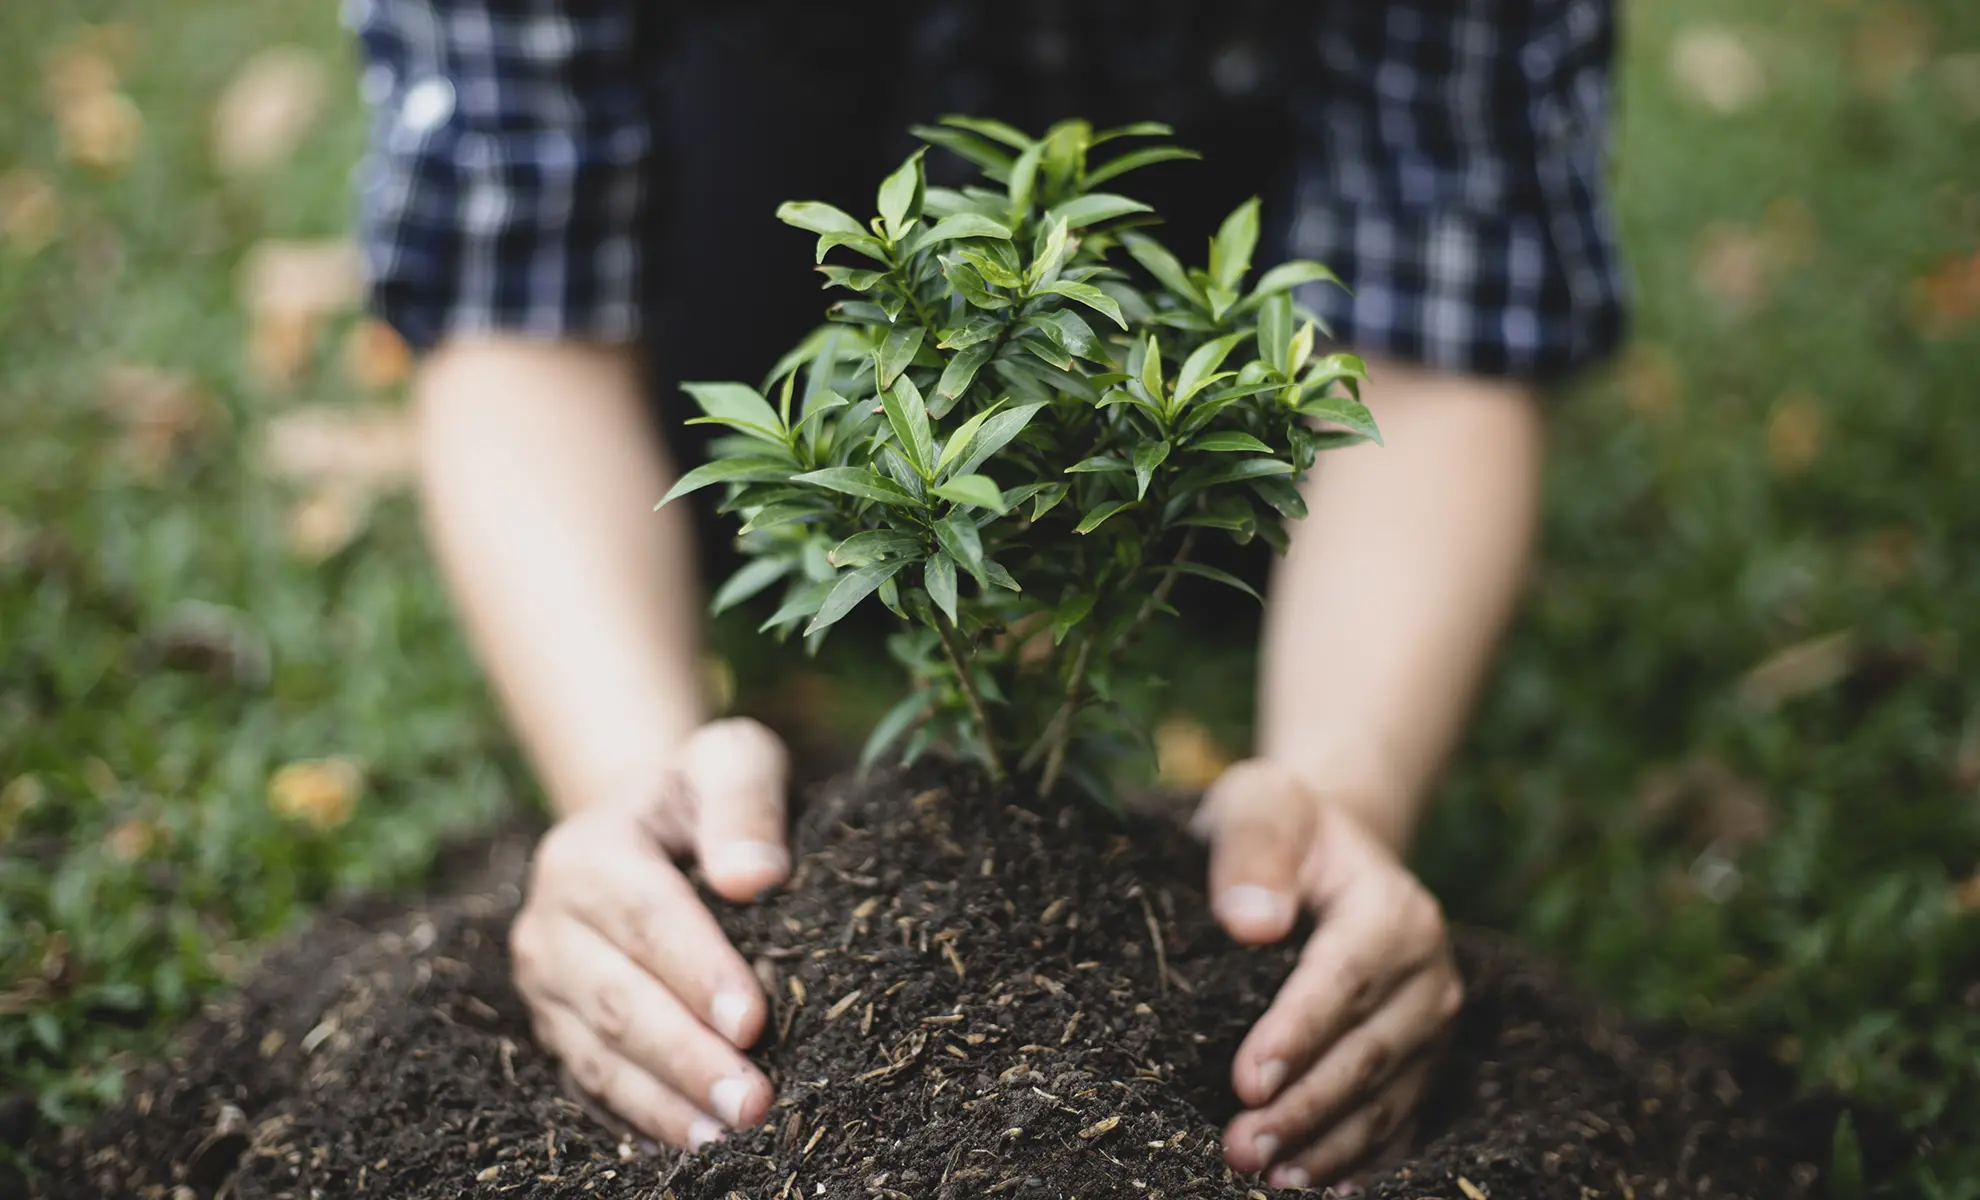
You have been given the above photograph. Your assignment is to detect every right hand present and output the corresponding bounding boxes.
[509,718,791,1149]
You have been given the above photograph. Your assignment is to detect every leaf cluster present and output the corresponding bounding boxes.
[665,116,1376,790]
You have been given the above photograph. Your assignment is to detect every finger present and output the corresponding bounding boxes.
[529,813,770,1049]
[1265,1061,1434,1191]
[1196,759,1315,944]
[1321,1117,1416,1197]
[1226,967,1454,1168]
[535,1001,726,1150]
[1231,876,1448,1107]
[682,718,792,902]
[527,921,773,1131]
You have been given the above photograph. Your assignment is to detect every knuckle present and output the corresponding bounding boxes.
[1356,1042,1393,1093]
[1439,978,1466,1023]
[593,983,631,1040]
[570,1050,612,1095]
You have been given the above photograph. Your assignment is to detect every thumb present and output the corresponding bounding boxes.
[1194,758,1315,944]
[681,717,791,903]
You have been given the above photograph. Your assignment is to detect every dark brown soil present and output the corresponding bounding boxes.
[34,771,1854,1198]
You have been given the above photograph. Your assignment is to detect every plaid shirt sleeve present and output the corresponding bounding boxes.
[346,0,648,352]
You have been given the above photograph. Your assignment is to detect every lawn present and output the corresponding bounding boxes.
[2,0,1978,1195]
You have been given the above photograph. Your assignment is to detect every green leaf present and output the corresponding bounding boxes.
[877,148,927,241]
[943,260,1013,310]
[936,400,1004,474]
[1085,145,1202,187]
[955,402,1047,477]
[1209,197,1262,293]
[877,324,926,390]
[1051,593,1096,644]
[1075,500,1135,534]
[828,529,924,569]
[816,230,890,264]
[1123,233,1205,309]
[682,382,782,434]
[1139,334,1165,407]
[738,501,822,534]
[957,246,1024,289]
[920,213,1014,244]
[1030,482,1070,519]
[818,265,885,292]
[981,558,1022,591]
[1303,351,1371,390]
[1066,454,1130,475]
[777,200,864,237]
[760,580,832,632]
[937,339,997,403]
[940,114,1032,150]
[792,389,851,444]
[1243,260,1343,307]
[1251,476,1309,521]
[1189,457,1296,489]
[1296,393,1383,445]
[859,689,937,774]
[806,563,904,636]
[935,513,985,582]
[1017,332,1074,371]
[1132,440,1172,500]
[1286,320,1316,376]
[1039,280,1128,329]
[1091,120,1174,144]
[1174,331,1252,405]
[933,473,1008,512]
[710,557,796,615]
[1007,142,1045,224]
[656,458,793,507]
[793,466,920,508]
[911,124,1017,176]
[1193,431,1275,454]
[1026,217,1071,290]
[1172,561,1263,603]
[924,553,959,624]
[937,315,1005,351]
[1028,308,1099,359]
[1045,193,1153,229]
[1259,292,1293,372]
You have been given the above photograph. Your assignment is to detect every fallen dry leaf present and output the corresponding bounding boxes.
[1765,393,1827,474]
[104,817,157,861]
[0,170,61,256]
[1850,3,1934,100]
[268,758,361,831]
[1617,342,1682,423]
[1155,717,1231,790]
[260,404,417,491]
[60,89,143,172]
[1940,54,1980,123]
[239,239,363,323]
[286,484,375,561]
[249,310,320,390]
[98,364,223,478]
[1906,251,1980,339]
[41,38,120,113]
[1636,757,1777,855]
[342,318,412,390]
[211,45,329,177]
[1669,26,1767,115]
[1739,630,1859,711]
[1692,223,1772,319]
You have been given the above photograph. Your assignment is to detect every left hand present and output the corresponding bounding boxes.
[1193,759,1464,1192]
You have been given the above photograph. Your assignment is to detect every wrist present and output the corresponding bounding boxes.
[1267,737,1420,853]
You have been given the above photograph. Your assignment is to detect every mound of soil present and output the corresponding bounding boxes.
[36,771,1849,1198]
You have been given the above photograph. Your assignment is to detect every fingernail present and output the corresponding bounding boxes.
[711,990,753,1045]
[710,1076,754,1127]
[1327,1182,1363,1197]
[1257,1057,1288,1100]
[1218,885,1296,930]
[1275,1165,1312,1189]
[687,1118,723,1150]
[710,840,788,880]
[1253,1132,1280,1166]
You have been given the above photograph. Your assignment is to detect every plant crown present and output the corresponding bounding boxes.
[662,116,1379,796]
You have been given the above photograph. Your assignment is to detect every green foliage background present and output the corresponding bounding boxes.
[1,0,1976,1194]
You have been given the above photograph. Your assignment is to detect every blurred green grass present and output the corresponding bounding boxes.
[2,0,1978,1194]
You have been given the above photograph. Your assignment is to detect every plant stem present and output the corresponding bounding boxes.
[1035,633,1094,796]
[1125,527,1200,648]
[933,610,1007,784]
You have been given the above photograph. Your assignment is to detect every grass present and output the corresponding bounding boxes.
[2,0,1977,1194]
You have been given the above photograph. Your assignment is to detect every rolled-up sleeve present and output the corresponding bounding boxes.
[348,0,648,352]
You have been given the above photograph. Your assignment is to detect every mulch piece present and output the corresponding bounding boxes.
[33,770,1853,1198]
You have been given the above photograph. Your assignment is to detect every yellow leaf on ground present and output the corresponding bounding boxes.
[1692,223,1771,319]
[98,364,223,478]
[1669,27,1767,115]
[59,89,143,172]
[249,310,320,390]
[342,318,412,390]
[211,46,329,176]
[1738,630,1859,711]
[260,405,417,491]
[1906,251,1980,339]
[0,170,61,256]
[1765,393,1826,475]
[105,817,157,861]
[1155,718,1231,790]
[269,758,361,830]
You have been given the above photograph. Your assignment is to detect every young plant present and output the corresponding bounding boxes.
[661,116,1379,797]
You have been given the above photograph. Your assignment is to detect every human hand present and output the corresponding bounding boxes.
[509,718,791,1150]
[1194,759,1463,1192]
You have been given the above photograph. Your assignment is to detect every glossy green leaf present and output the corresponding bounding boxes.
[1286,320,1316,376]
[1139,334,1165,408]
[777,200,864,237]
[957,246,1024,289]
[1250,477,1309,520]
[933,473,1008,512]
[1296,393,1383,445]
[1172,561,1263,603]
[910,124,1017,177]
[1209,197,1261,294]
[877,148,927,241]
[954,402,1047,478]
[815,230,890,264]
[936,401,1003,474]
[709,557,796,615]
[937,315,1005,351]
[1039,280,1128,329]
[759,580,832,633]
[1123,233,1204,308]
[876,323,924,390]
[1174,331,1252,405]
[1045,193,1153,229]
[937,339,997,403]
[656,458,793,507]
[981,558,1022,592]
[793,466,919,507]
[828,529,924,569]
[1085,145,1202,187]
[1029,308,1098,359]
[1259,292,1293,372]
[859,689,937,773]
[1007,141,1045,223]
[1052,593,1096,644]
[1132,440,1172,500]
[1026,217,1070,290]
[1091,120,1173,144]
[681,382,782,433]
[1243,260,1343,307]
[940,114,1032,150]
[1075,500,1135,534]
[924,552,959,624]
[935,513,985,582]
[943,259,1013,310]
[1193,431,1275,454]
[806,563,905,636]
[920,213,1014,244]
[818,266,885,292]
[1031,482,1070,520]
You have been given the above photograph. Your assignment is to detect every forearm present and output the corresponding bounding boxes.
[1259,358,1545,852]
[415,337,706,817]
